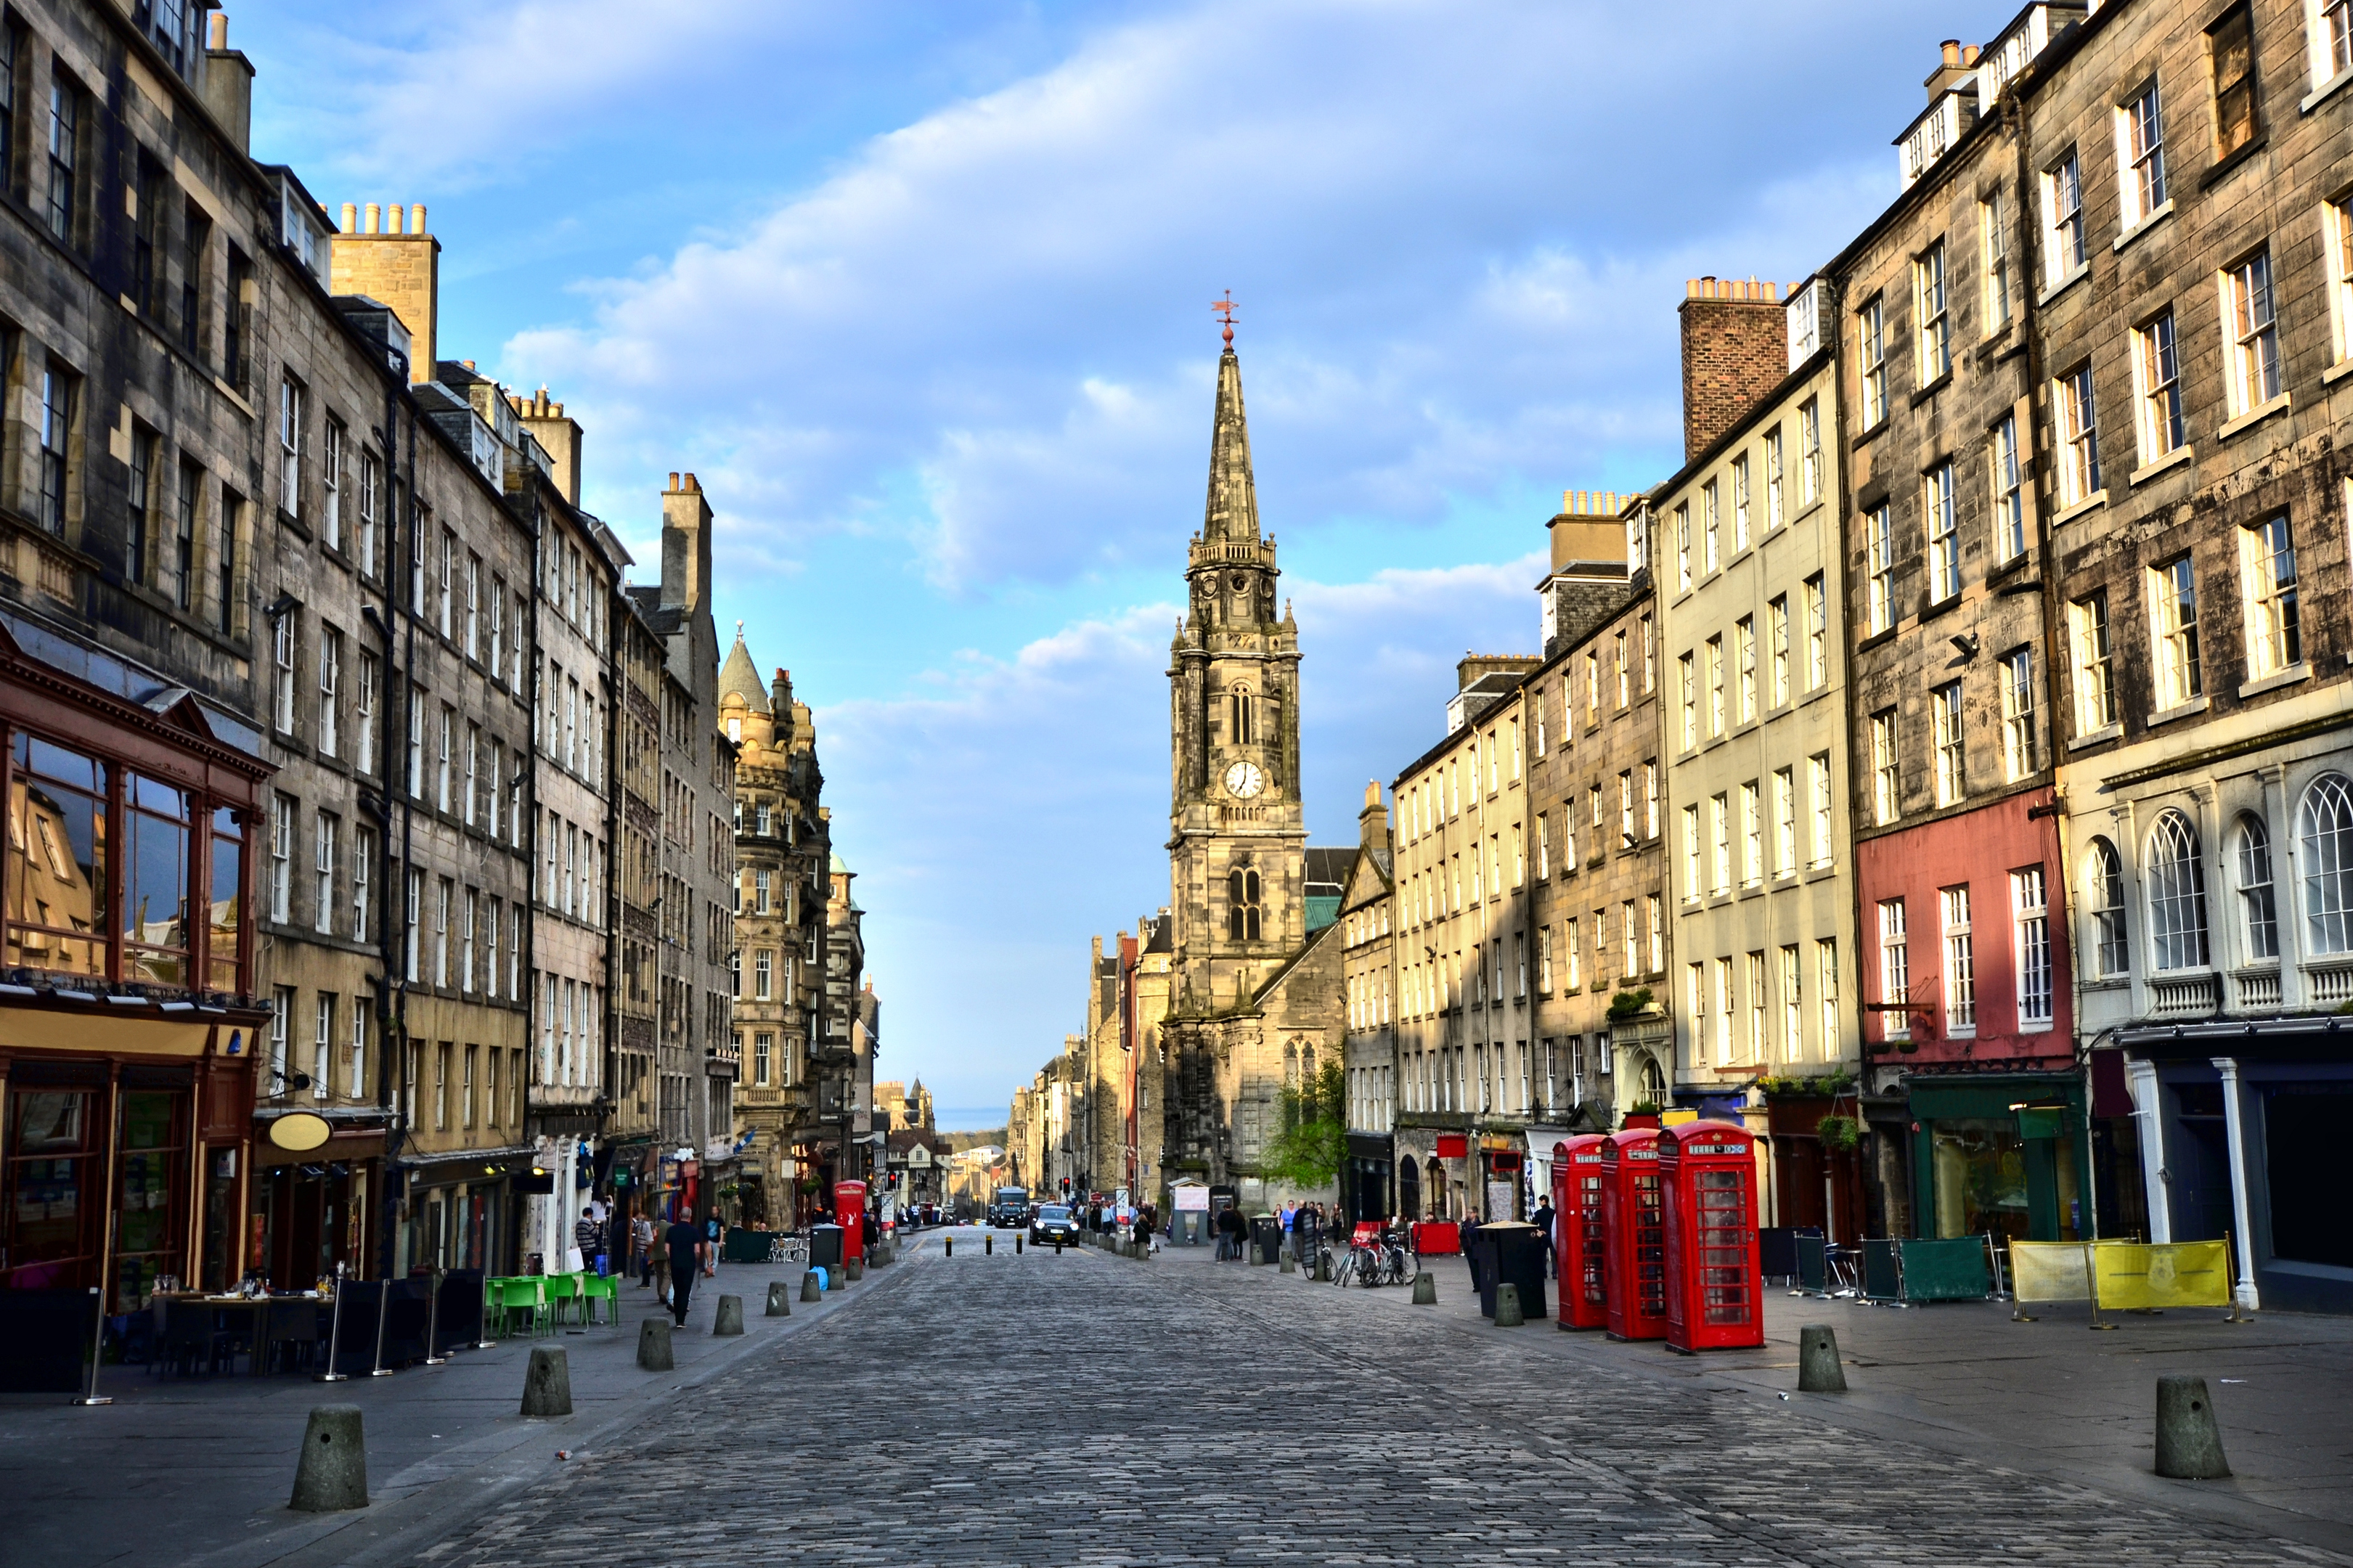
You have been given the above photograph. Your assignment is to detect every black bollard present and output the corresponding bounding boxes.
[985,1235,993,1255]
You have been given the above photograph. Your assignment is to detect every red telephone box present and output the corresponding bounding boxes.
[834,1180,868,1260]
[1599,1127,1665,1341]
[1657,1119,1763,1352]
[1549,1135,1608,1329]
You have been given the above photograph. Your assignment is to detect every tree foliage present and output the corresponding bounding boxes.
[1263,1059,1347,1191]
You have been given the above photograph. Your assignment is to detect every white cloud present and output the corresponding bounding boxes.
[492,0,1926,598]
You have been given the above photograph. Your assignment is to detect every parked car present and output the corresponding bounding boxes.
[1029,1205,1080,1247]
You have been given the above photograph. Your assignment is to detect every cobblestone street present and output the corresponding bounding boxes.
[325,1233,2352,1568]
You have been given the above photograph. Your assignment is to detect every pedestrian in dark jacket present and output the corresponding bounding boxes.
[1461,1214,1484,1294]
[1530,1199,1559,1278]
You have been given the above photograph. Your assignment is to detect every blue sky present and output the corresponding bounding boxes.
[237,0,2020,1124]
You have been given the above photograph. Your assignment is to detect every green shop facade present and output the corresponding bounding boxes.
[1893,1071,2093,1249]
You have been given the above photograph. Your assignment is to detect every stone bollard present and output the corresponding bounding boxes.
[1315,1251,1333,1283]
[637,1318,674,1371]
[1412,1270,1437,1305]
[1797,1324,1847,1392]
[2155,1376,2231,1479]
[289,1405,368,1512]
[1280,1251,1296,1274]
[801,1273,822,1304]
[1495,1283,1525,1327]
[520,1346,573,1418]
[712,1295,744,1336]
[845,1258,864,1281]
[766,1280,793,1317]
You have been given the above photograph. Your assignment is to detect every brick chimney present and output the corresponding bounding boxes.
[1359,780,1390,851]
[1679,277,1789,462]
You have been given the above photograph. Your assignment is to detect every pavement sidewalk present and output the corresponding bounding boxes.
[0,1245,915,1568]
[1163,1239,2353,1559]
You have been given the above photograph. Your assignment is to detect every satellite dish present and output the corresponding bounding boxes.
[269,1112,332,1152]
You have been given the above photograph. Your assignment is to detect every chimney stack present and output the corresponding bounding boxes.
[660,471,713,614]
[202,12,253,155]
[1359,780,1390,851]
[330,201,441,384]
[513,385,585,505]
[1679,277,1788,462]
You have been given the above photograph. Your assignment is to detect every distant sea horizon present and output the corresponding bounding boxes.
[931,1106,1008,1135]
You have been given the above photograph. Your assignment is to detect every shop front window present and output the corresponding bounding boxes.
[209,807,242,993]
[1930,1118,2030,1244]
[7,734,107,976]
[123,775,191,984]
[113,1090,185,1309]
[4,1087,97,1290]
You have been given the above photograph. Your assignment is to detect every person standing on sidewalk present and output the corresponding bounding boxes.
[634,1214,656,1287]
[575,1206,604,1275]
[666,1210,708,1327]
[1530,1196,1558,1279]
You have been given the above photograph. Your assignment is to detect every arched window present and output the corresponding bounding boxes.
[2145,811,2209,971]
[1398,1156,1421,1220]
[2087,837,2128,978]
[2232,813,2277,960]
[2299,773,2353,955]
[1226,865,1262,941]
[1639,1055,1667,1106]
[1228,686,1255,746]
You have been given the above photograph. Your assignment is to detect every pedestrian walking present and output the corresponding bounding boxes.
[1461,1212,1484,1295]
[650,1214,672,1306]
[634,1214,656,1287]
[1530,1197,1558,1279]
[667,1209,709,1326]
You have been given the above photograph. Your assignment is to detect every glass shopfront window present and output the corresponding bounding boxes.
[7,735,107,976]
[208,807,241,994]
[0,730,250,995]
[113,1090,187,1309]
[1930,1118,2028,1244]
[4,1087,97,1290]
[124,777,192,984]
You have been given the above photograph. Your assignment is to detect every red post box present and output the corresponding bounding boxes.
[834,1180,868,1260]
[1657,1119,1763,1352]
[1549,1135,1609,1330]
[1599,1127,1665,1341]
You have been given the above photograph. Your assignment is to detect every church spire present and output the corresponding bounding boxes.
[1202,299,1260,543]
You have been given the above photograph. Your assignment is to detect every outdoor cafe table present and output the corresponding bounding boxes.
[155,1293,331,1375]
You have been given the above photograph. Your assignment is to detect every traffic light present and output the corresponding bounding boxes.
[1059,1177,1071,1195]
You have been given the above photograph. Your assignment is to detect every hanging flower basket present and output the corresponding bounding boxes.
[1816,1114,1861,1152]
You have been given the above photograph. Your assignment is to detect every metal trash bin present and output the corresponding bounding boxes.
[1471,1221,1549,1320]
[1249,1214,1281,1265]
[810,1224,844,1270]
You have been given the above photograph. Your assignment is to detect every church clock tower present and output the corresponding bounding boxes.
[1169,318,1306,1015]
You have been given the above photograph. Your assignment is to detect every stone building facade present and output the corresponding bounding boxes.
[2018,0,2353,1312]
[626,474,738,1212]
[1338,785,1396,1223]
[1655,286,1864,1236]
[721,637,831,1226]
[0,0,280,1308]
[1834,18,2079,1249]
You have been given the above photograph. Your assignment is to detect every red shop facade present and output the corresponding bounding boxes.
[0,622,272,1344]
[1854,788,2086,1246]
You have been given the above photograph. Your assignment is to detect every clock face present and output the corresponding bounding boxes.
[1224,761,1265,799]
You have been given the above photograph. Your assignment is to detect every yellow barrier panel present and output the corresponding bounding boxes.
[2008,1241,2092,1303]
[2090,1241,2232,1310]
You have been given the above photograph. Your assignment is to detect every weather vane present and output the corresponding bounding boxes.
[1212,290,1237,346]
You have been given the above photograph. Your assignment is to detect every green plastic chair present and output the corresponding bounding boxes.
[581,1273,619,1325]
[545,1273,580,1326]
[499,1277,548,1338]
